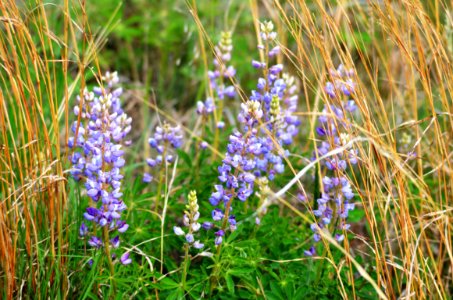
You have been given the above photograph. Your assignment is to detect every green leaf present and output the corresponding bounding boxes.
[166,288,183,300]
[229,268,254,276]
[158,277,180,290]
[226,275,235,294]
[348,207,365,223]
[177,149,192,168]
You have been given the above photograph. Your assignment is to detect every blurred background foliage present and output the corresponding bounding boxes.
[83,0,259,111]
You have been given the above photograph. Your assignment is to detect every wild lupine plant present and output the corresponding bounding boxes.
[145,122,183,180]
[206,21,300,245]
[206,100,264,245]
[5,0,452,297]
[69,71,132,267]
[305,65,359,256]
[209,31,236,123]
[197,31,237,152]
[173,190,204,250]
[196,98,215,149]
[145,122,183,210]
[173,191,204,292]
[278,73,301,145]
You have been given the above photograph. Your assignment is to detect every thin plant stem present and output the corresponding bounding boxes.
[155,146,167,213]
[181,244,190,292]
[102,226,116,292]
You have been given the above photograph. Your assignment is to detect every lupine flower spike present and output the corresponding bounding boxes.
[176,191,204,290]
[146,122,183,171]
[145,121,183,210]
[197,31,236,125]
[200,31,237,154]
[209,31,236,107]
[69,71,131,265]
[305,65,359,256]
[206,20,300,242]
[174,190,204,249]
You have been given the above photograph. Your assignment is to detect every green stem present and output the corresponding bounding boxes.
[314,245,328,286]
[212,123,220,162]
[102,226,116,292]
[314,190,340,287]
[195,119,206,178]
[181,244,190,292]
[209,125,254,293]
[155,147,167,213]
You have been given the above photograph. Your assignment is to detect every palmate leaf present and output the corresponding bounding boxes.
[151,276,180,291]
[166,288,184,300]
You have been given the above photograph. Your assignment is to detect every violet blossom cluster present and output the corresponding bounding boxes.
[173,190,204,249]
[69,71,132,264]
[196,31,236,130]
[250,21,300,146]
[278,73,301,145]
[205,21,299,245]
[305,65,359,257]
[196,97,215,117]
[209,30,236,102]
[143,122,183,183]
[205,100,267,245]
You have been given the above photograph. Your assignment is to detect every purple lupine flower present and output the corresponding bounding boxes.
[69,71,131,264]
[245,22,300,149]
[193,241,204,249]
[185,234,194,243]
[212,208,224,221]
[210,31,236,101]
[252,60,265,69]
[306,64,359,255]
[202,222,213,230]
[143,173,153,183]
[174,226,184,236]
[86,259,94,269]
[120,252,132,265]
[145,121,183,179]
[197,98,215,116]
[217,121,225,129]
[276,73,301,146]
[174,191,204,250]
[207,21,300,245]
[111,236,120,248]
[79,222,88,237]
[214,230,225,245]
[198,31,237,130]
[88,236,102,248]
[117,220,129,233]
[303,246,316,257]
[297,193,306,202]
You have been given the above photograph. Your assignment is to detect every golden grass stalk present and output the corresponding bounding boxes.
[187,0,452,298]
[271,0,452,298]
[0,0,113,297]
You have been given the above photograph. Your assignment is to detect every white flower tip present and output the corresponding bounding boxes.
[173,226,184,236]
[199,251,214,257]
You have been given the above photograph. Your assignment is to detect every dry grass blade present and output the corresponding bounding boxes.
[0,0,110,297]
[272,0,452,298]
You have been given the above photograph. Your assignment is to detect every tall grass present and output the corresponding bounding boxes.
[0,0,114,297]
[271,0,452,297]
[0,0,451,299]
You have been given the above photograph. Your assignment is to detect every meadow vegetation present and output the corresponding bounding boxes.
[0,0,452,299]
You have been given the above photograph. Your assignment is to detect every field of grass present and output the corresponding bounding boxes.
[0,0,452,299]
